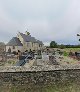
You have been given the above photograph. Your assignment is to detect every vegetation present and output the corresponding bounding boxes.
[65,45,80,48]
[63,51,69,56]
[58,44,66,49]
[63,48,80,52]
[50,41,80,48]
[50,41,57,48]
[0,82,80,92]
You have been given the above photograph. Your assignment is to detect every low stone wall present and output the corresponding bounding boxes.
[0,64,80,72]
[0,67,80,86]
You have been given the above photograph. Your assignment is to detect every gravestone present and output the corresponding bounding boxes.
[36,50,42,59]
[49,56,59,65]
[42,52,49,61]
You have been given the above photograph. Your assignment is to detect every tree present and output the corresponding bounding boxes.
[50,41,57,48]
[59,44,65,49]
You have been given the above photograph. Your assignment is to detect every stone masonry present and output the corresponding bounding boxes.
[0,66,80,86]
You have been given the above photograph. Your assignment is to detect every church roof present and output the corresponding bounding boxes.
[6,37,23,46]
[19,32,43,44]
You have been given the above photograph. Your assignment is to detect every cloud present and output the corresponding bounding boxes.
[0,0,80,45]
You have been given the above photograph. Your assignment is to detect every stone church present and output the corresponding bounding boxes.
[6,31,44,53]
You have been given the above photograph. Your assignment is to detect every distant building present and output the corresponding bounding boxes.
[6,32,44,52]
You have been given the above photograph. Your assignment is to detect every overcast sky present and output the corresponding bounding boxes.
[0,0,80,45]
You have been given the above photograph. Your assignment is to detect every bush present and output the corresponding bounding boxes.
[63,51,69,56]
[59,44,65,49]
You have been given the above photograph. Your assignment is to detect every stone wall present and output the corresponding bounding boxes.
[0,69,80,86]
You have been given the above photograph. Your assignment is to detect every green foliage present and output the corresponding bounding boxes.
[50,41,58,48]
[49,40,80,48]
[59,44,65,49]
[65,45,80,48]
[63,51,69,56]
[7,60,16,65]
[0,83,80,92]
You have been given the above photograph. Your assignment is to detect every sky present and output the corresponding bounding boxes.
[0,0,80,46]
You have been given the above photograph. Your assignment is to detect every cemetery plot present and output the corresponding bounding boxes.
[0,48,80,67]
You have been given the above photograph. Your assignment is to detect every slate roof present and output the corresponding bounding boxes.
[19,32,43,44]
[6,37,23,46]
[36,40,43,45]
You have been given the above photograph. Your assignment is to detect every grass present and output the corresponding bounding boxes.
[63,51,69,56]
[63,48,80,52]
[0,82,80,92]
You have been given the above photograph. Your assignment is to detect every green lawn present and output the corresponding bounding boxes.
[63,48,80,52]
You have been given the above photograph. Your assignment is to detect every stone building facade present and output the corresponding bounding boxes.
[6,31,44,52]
